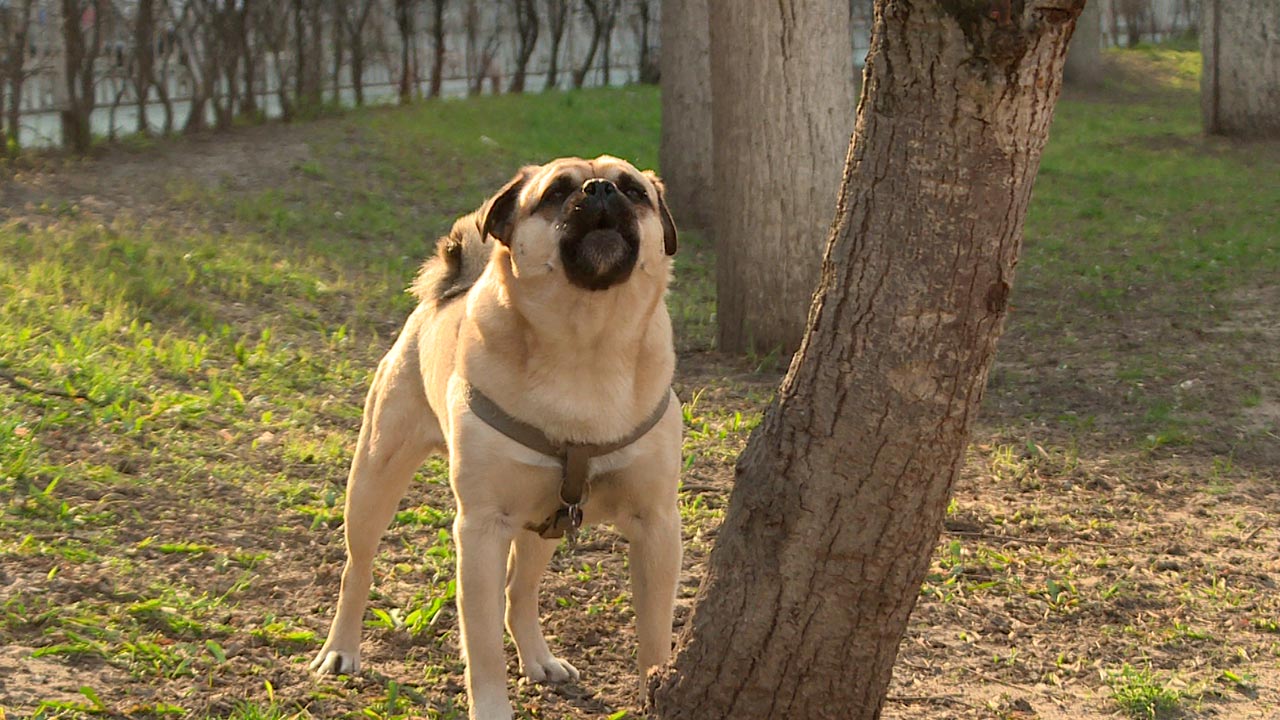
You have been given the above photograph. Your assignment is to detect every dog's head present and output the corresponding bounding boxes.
[477,156,677,292]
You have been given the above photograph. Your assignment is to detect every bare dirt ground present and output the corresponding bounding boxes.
[2,87,1278,720]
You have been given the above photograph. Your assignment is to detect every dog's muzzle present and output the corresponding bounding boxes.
[559,179,640,291]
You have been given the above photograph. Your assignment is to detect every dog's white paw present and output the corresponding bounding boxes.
[469,698,514,720]
[520,653,580,684]
[310,647,361,676]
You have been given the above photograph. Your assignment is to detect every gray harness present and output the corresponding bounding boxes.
[461,383,674,539]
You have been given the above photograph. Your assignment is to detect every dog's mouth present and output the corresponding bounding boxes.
[558,188,641,292]
[560,226,639,291]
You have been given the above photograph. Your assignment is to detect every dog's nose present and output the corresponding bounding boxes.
[582,178,617,197]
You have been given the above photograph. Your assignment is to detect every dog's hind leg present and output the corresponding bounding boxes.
[505,531,580,684]
[311,347,439,676]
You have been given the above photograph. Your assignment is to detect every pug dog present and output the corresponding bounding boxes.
[310,156,683,720]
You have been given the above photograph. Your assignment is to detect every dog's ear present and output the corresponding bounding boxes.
[644,170,679,256]
[480,166,537,245]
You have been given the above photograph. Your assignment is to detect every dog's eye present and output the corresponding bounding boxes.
[618,179,649,204]
[539,181,573,209]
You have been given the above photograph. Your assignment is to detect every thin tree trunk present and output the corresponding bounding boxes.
[509,0,539,93]
[658,0,711,232]
[543,0,567,90]
[648,1,1083,718]
[351,44,365,106]
[240,9,260,118]
[572,0,604,89]
[3,0,36,153]
[331,6,345,103]
[1201,0,1280,137]
[429,0,446,97]
[709,0,856,357]
[342,0,375,107]
[598,0,616,85]
[293,0,307,99]
[396,0,416,103]
[635,0,657,84]
[107,69,127,140]
[133,0,154,134]
[1065,0,1102,87]
[60,0,103,154]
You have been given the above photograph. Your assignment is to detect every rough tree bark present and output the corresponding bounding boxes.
[543,0,568,90]
[708,0,855,357]
[1201,0,1280,138]
[1065,0,1102,87]
[647,1,1084,718]
[658,0,712,231]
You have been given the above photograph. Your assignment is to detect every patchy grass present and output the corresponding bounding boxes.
[1107,664,1186,719]
[2,50,1278,720]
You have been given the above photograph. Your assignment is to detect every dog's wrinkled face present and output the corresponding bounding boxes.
[480,156,677,292]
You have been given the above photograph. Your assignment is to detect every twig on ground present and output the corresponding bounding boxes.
[0,365,108,407]
[943,529,1140,549]
[886,694,980,709]
[1242,523,1266,542]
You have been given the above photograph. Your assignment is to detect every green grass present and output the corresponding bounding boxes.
[2,49,1278,719]
[1107,664,1186,719]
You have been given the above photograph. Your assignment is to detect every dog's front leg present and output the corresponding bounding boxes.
[506,531,580,683]
[619,504,682,693]
[455,511,516,720]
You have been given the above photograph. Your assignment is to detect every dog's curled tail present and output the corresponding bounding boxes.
[411,211,493,306]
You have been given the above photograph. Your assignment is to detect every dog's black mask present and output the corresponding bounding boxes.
[556,178,641,292]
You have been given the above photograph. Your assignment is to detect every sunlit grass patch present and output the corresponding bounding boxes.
[1106,663,1185,719]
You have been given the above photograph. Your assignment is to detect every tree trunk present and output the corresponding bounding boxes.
[1065,0,1102,87]
[351,44,365,106]
[599,0,617,85]
[429,0,446,97]
[658,0,712,232]
[332,6,346,104]
[709,0,855,358]
[572,0,604,89]
[240,9,260,119]
[344,0,374,107]
[647,1,1083,718]
[396,0,416,103]
[60,0,103,154]
[509,0,539,93]
[1116,0,1146,46]
[465,0,481,95]
[1201,0,1280,138]
[635,0,658,84]
[3,0,36,153]
[133,0,155,134]
[543,0,567,90]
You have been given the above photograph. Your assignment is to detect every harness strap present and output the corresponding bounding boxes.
[461,382,674,540]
